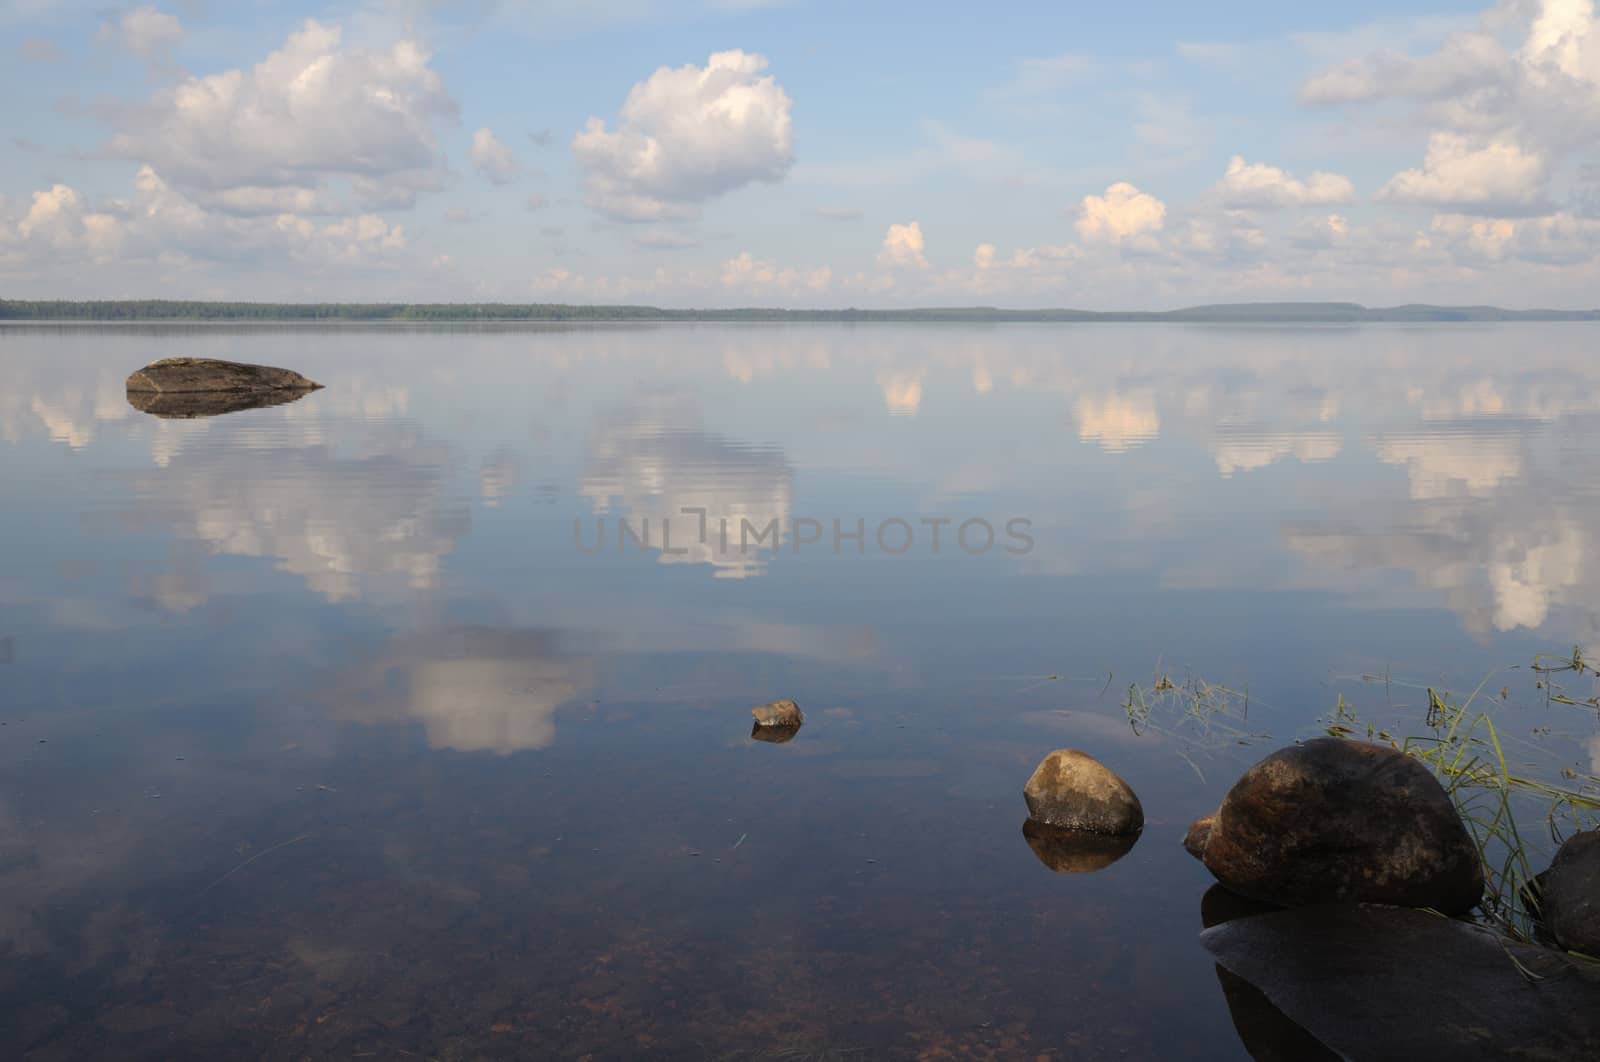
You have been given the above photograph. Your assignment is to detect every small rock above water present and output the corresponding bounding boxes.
[1022,748,1143,835]
[750,699,803,729]
[1535,829,1600,955]
[1188,738,1483,914]
[126,357,322,395]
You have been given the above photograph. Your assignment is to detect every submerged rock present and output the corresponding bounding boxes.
[1536,829,1600,955]
[750,699,803,728]
[126,357,322,395]
[1022,748,1143,835]
[1190,738,1482,914]
[1203,904,1600,1060]
[126,388,314,419]
[1021,818,1138,873]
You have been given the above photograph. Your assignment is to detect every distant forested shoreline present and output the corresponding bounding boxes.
[3,299,1598,324]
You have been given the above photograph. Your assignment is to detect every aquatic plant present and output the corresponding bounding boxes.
[1396,682,1599,942]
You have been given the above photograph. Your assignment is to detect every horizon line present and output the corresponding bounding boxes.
[3,298,1600,323]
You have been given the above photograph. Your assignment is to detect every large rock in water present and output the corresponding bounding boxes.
[1188,738,1482,914]
[1022,748,1143,834]
[1536,829,1600,954]
[126,357,321,395]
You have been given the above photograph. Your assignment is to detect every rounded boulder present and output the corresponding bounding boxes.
[1538,829,1600,954]
[1022,748,1144,835]
[1196,738,1483,914]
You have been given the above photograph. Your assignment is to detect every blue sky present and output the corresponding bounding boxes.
[3,0,1599,306]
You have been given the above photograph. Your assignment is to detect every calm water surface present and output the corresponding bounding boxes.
[2,323,1598,1059]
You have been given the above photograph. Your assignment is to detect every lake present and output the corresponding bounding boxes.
[2,323,1598,1059]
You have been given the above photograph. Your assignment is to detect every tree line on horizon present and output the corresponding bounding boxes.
[1,299,1596,323]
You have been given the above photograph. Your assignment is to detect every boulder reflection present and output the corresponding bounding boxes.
[1199,887,1600,1060]
[1197,884,1336,1062]
[1020,819,1137,873]
[749,722,800,743]
[126,388,315,419]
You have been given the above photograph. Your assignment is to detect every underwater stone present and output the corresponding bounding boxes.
[1022,748,1144,835]
[1195,738,1483,914]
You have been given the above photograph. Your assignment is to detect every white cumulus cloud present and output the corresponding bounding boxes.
[1377,132,1547,212]
[470,127,520,184]
[1076,182,1166,243]
[1217,156,1355,208]
[1301,2,1599,218]
[106,19,456,214]
[0,168,409,284]
[573,49,794,222]
[1298,29,1509,105]
[721,251,831,294]
[1430,210,1600,265]
[14,185,124,259]
[878,221,929,269]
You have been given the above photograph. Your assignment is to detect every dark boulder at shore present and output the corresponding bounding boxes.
[1022,748,1143,835]
[1187,738,1482,914]
[1203,904,1600,1060]
[126,357,322,395]
[1532,829,1600,955]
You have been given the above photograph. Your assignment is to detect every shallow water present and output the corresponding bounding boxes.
[1,323,1598,1059]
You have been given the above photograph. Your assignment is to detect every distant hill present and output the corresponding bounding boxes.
[2,299,1597,323]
